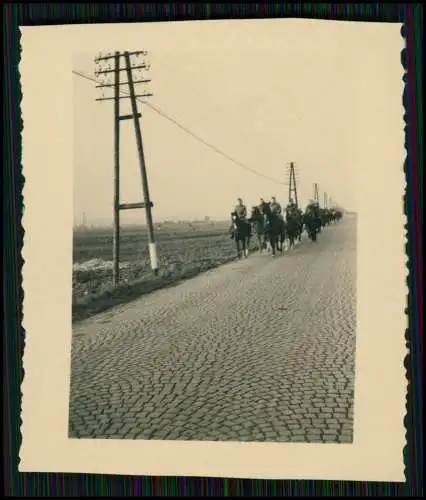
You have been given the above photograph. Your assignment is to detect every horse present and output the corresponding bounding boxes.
[286,207,303,248]
[296,208,304,242]
[285,209,302,250]
[303,211,320,242]
[319,208,332,230]
[230,212,252,259]
[249,206,267,252]
[261,203,286,256]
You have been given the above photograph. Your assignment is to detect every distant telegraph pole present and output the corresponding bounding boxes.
[324,192,328,209]
[287,162,299,208]
[313,183,319,204]
[94,50,158,284]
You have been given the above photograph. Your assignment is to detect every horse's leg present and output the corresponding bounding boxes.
[247,226,252,256]
[236,238,242,259]
[270,234,276,256]
[243,235,248,258]
[257,228,263,252]
[276,226,282,252]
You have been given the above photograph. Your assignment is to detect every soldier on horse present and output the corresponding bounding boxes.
[258,197,285,255]
[230,197,247,238]
[285,198,301,248]
[270,196,282,217]
[286,198,297,217]
[250,202,267,252]
[304,200,321,241]
[230,197,252,258]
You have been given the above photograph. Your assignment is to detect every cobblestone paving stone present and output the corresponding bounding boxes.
[69,217,357,443]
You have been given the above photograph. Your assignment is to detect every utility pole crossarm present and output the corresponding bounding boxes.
[94,50,148,62]
[96,79,151,89]
[95,63,151,76]
[95,93,153,102]
[94,50,153,104]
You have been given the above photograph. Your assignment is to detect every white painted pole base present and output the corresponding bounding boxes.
[148,242,158,273]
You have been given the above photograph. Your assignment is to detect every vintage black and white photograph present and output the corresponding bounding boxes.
[69,43,358,444]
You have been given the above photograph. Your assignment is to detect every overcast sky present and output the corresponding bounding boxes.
[72,21,393,225]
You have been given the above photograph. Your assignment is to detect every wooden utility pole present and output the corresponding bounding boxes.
[94,50,157,284]
[113,52,120,284]
[124,51,158,276]
[288,162,299,208]
[314,183,319,204]
[324,192,328,209]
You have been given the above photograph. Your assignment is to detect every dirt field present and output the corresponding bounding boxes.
[72,221,244,322]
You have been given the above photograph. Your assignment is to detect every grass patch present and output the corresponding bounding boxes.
[72,255,239,323]
[72,224,253,323]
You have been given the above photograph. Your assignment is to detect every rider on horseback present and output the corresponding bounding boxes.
[258,197,268,214]
[306,199,319,217]
[234,197,248,220]
[230,197,247,238]
[270,196,282,217]
[286,198,298,219]
[305,200,321,235]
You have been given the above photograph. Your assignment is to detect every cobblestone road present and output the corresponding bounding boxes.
[69,217,356,443]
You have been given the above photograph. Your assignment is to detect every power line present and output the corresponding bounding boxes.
[73,69,284,186]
